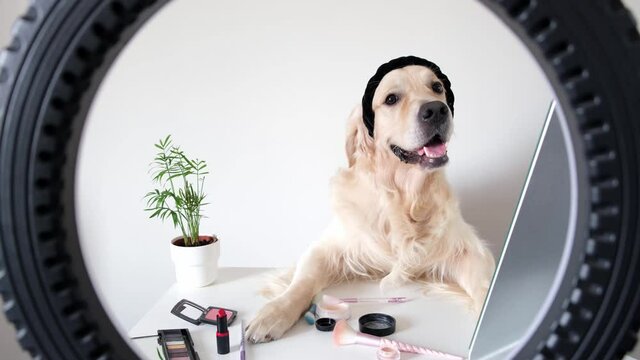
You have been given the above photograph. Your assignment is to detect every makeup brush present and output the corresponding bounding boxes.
[322,294,412,305]
[240,320,246,360]
[332,320,465,360]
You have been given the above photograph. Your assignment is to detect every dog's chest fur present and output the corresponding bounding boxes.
[329,165,461,280]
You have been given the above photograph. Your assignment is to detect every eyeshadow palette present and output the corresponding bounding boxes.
[157,329,199,360]
[171,299,237,326]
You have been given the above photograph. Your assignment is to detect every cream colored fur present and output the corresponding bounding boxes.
[246,66,495,343]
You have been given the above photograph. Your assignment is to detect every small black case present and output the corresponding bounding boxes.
[315,318,336,332]
[358,313,396,337]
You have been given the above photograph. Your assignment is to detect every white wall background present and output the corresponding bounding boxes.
[0,1,639,360]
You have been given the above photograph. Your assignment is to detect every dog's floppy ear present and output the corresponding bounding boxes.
[345,105,374,167]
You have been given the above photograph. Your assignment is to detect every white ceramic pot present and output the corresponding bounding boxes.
[169,235,220,287]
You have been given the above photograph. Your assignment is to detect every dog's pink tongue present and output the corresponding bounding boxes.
[424,142,447,158]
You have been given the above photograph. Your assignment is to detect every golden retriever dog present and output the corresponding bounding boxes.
[246,56,495,343]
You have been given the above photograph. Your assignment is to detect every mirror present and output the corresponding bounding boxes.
[1,0,639,359]
[74,0,552,358]
[471,103,573,359]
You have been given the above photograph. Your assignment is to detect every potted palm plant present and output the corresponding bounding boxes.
[145,135,220,287]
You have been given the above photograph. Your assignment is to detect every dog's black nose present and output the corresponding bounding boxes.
[419,101,449,125]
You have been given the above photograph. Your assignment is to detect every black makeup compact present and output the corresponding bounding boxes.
[359,313,396,337]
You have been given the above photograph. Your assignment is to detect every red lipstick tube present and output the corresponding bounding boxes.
[216,309,230,354]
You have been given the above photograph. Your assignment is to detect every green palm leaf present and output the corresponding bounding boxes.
[145,135,210,247]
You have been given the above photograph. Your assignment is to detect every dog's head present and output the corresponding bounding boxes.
[348,56,454,171]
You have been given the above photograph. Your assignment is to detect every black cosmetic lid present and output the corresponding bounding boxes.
[358,313,396,337]
[315,318,336,332]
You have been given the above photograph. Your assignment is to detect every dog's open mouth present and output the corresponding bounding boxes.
[390,134,449,168]
[417,135,447,159]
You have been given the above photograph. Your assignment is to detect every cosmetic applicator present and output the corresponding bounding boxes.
[322,294,413,304]
[332,319,465,360]
[240,320,246,360]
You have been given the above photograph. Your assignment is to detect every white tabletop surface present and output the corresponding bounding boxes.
[128,267,476,360]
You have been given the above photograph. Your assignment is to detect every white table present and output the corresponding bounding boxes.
[128,267,476,359]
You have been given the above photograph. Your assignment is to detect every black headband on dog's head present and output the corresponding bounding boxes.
[361,55,455,138]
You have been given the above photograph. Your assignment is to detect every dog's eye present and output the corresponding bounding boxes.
[432,82,444,94]
[385,94,399,105]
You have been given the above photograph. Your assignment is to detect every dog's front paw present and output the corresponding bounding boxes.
[379,271,404,292]
[246,299,300,343]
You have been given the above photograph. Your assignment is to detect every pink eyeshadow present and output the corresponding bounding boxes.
[204,308,232,321]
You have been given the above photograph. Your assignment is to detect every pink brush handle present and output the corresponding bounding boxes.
[355,332,464,360]
[380,338,464,360]
[340,297,408,303]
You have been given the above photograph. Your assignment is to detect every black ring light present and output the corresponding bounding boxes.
[0,1,639,359]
